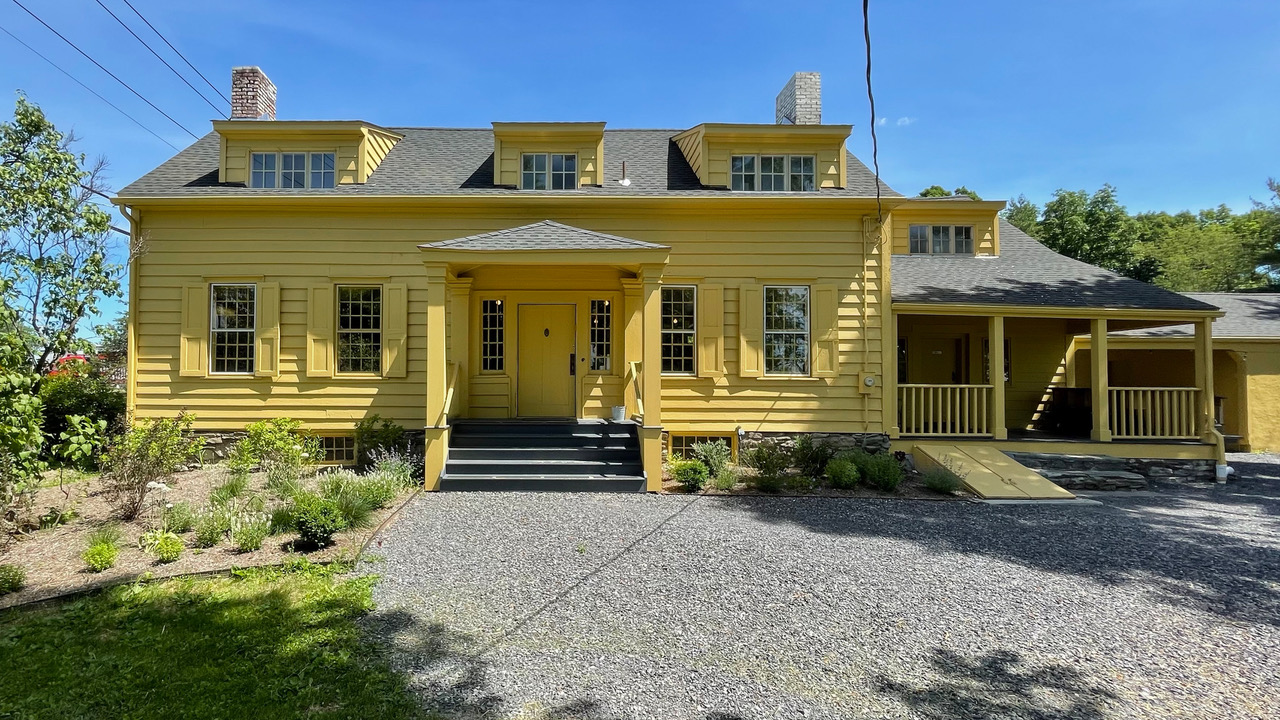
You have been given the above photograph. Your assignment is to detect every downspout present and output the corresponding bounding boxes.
[118,203,140,424]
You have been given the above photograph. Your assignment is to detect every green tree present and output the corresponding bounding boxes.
[1252,179,1280,277]
[1137,223,1263,292]
[1002,194,1041,236]
[0,96,123,377]
[1037,185,1158,281]
[918,185,982,200]
[94,311,127,381]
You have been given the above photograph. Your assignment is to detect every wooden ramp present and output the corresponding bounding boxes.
[914,444,1076,500]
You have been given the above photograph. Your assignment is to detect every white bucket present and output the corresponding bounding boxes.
[611,405,626,422]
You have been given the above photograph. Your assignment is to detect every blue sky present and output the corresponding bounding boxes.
[1,0,1278,329]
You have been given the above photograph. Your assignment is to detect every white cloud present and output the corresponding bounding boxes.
[896,117,916,127]
[876,117,887,126]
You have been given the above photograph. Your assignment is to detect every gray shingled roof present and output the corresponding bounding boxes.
[116,128,900,198]
[891,220,1219,313]
[1113,293,1280,337]
[419,220,668,251]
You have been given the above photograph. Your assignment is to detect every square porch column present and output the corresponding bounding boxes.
[422,264,449,489]
[1090,317,1112,442]
[639,264,664,492]
[1194,317,1216,442]
[988,315,1007,440]
[447,277,472,419]
[621,278,642,418]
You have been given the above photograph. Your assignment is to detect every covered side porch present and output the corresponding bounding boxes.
[417,221,671,490]
[889,305,1226,462]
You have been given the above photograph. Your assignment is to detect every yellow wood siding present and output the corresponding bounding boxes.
[889,205,1002,256]
[130,203,884,436]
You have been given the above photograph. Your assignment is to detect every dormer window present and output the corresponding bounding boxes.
[521,153,577,190]
[250,152,337,188]
[731,154,816,191]
[909,224,974,254]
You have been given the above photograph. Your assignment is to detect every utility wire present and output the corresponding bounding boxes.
[0,22,178,150]
[10,0,199,140]
[120,0,230,106]
[862,0,882,223]
[94,0,226,118]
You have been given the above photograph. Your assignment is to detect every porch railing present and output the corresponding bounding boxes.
[898,384,993,437]
[1109,387,1199,440]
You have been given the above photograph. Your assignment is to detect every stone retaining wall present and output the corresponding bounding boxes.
[1006,451,1217,491]
[741,432,892,455]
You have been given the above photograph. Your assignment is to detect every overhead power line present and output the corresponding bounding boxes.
[0,22,179,150]
[862,0,882,223]
[10,0,199,140]
[94,0,226,118]
[120,0,230,106]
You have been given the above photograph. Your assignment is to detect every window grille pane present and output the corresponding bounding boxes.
[590,299,612,371]
[953,225,973,253]
[790,155,815,191]
[730,155,756,191]
[521,154,549,189]
[250,153,276,188]
[310,152,335,188]
[210,284,256,374]
[661,286,696,374]
[931,225,951,254]
[909,225,928,253]
[760,155,785,191]
[281,153,305,188]
[321,435,356,464]
[550,153,577,190]
[765,286,809,375]
[337,286,382,374]
[481,299,504,372]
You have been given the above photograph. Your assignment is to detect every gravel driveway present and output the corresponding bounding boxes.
[360,455,1280,719]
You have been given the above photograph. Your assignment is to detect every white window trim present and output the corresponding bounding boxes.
[208,283,256,376]
[589,298,612,373]
[334,284,384,377]
[661,284,697,376]
[908,224,976,255]
[729,154,817,192]
[480,297,505,374]
[249,151,337,189]
[520,152,578,190]
[763,284,811,377]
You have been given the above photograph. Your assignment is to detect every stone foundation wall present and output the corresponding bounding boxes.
[1006,452,1217,491]
[740,431,892,455]
[193,429,427,465]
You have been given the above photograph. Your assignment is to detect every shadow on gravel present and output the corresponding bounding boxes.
[876,648,1117,720]
[723,473,1280,628]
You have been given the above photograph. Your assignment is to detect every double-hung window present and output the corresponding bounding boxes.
[730,154,816,191]
[589,299,612,371]
[521,153,577,189]
[250,152,337,188]
[337,286,382,374]
[764,286,810,375]
[210,284,256,374]
[661,286,696,375]
[909,224,975,255]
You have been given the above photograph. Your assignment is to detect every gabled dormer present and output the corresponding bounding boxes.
[214,67,401,187]
[491,122,606,189]
[672,123,851,191]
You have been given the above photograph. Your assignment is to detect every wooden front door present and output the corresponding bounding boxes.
[517,304,577,417]
[918,335,967,384]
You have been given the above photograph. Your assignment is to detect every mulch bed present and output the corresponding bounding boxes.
[0,466,415,610]
[661,467,972,499]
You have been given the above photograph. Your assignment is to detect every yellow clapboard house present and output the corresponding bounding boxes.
[113,68,1227,492]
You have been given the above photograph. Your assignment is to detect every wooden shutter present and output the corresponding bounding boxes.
[255,282,280,378]
[698,283,724,378]
[383,282,408,378]
[306,284,333,378]
[738,283,763,378]
[179,283,208,377]
[812,284,840,378]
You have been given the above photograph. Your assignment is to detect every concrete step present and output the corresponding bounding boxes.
[443,458,645,477]
[449,446,638,461]
[438,475,646,492]
[450,432,638,449]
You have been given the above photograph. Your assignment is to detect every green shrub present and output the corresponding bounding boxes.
[268,503,296,535]
[825,456,860,490]
[354,415,408,467]
[669,457,709,491]
[192,508,228,548]
[233,418,320,485]
[163,501,196,533]
[858,452,904,492]
[791,435,835,478]
[141,530,184,563]
[101,413,202,521]
[749,472,783,493]
[38,371,124,463]
[231,512,270,552]
[82,542,119,572]
[293,492,348,547]
[743,440,790,477]
[209,473,249,505]
[0,563,26,595]
[710,467,740,491]
[55,414,108,472]
[690,440,732,479]
[369,448,421,488]
[922,468,962,494]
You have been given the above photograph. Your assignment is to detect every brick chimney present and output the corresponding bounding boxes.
[775,72,821,125]
[230,66,276,120]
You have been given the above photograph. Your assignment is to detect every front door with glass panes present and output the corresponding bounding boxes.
[516,304,577,417]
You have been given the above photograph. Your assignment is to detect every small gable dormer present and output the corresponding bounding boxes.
[213,120,402,187]
[672,123,852,191]
[491,122,605,189]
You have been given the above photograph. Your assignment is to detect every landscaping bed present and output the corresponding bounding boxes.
[0,464,417,610]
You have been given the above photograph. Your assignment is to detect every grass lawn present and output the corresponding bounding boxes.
[0,560,428,719]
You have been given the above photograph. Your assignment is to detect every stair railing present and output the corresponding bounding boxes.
[627,360,644,419]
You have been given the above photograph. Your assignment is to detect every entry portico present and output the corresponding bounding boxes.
[419,221,670,489]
